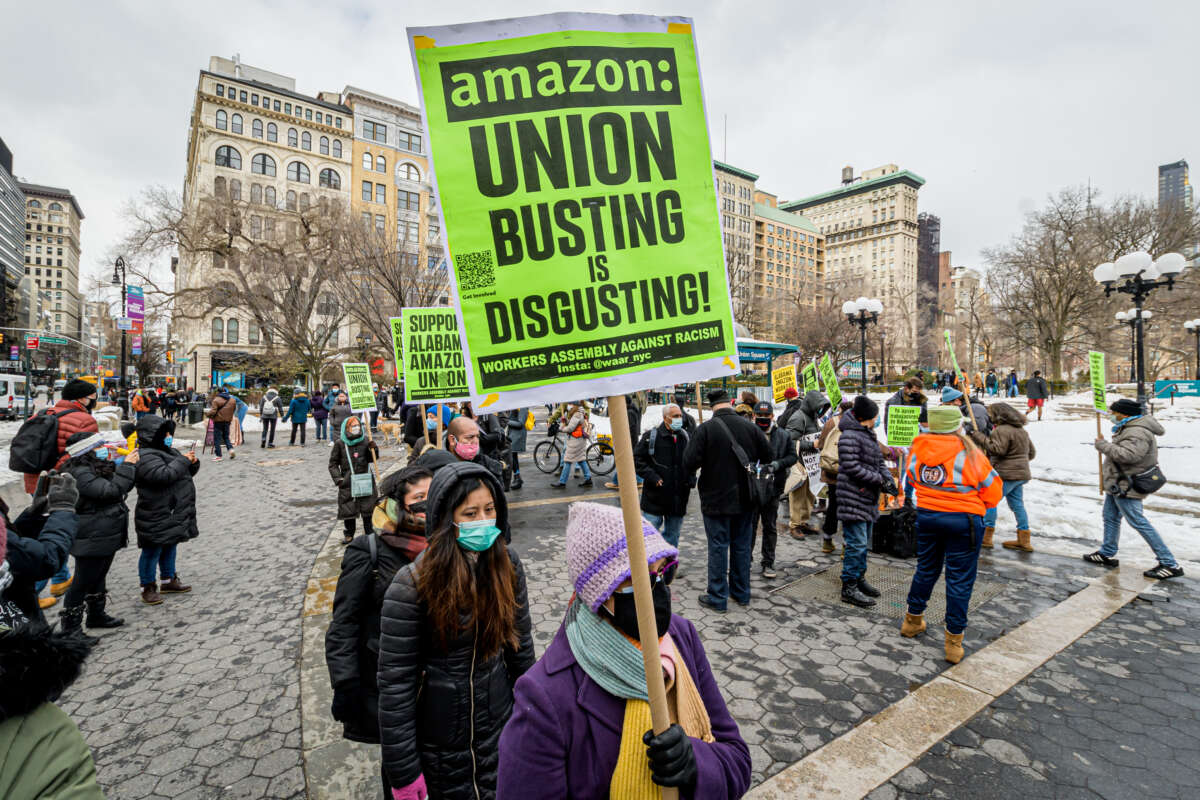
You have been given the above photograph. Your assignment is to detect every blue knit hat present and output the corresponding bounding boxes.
[941,385,964,403]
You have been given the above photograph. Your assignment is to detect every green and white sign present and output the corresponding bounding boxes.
[801,362,818,393]
[408,13,738,408]
[886,405,921,447]
[395,309,471,403]
[1088,350,1106,412]
[341,363,376,413]
[818,353,841,408]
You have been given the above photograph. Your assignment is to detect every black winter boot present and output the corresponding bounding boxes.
[510,474,523,490]
[59,605,99,643]
[841,580,877,608]
[85,593,125,628]
[857,576,881,598]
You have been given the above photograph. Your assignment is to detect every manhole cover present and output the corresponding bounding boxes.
[772,562,1004,624]
[258,459,304,467]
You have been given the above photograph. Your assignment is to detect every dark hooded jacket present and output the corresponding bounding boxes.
[683,407,772,516]
[133,415,200,548]
[971,402,1036,481]
[634,422,693,517]
[784,390,831,449]
[377,462,535,798]
[65,438,136,558]
[3,508,77,623]
[836,411,889,523]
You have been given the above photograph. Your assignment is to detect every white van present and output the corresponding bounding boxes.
[0,374,27,420]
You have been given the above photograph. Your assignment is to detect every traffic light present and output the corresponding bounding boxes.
[166,350,173,364]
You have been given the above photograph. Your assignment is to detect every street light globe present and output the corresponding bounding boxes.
[867,298,884,314]
[1185,320,1196,330]
[1154,252,1186,278]
[1141,310,1154,320]
[841,300,857,315]
[1115,311,1128,321]
[1114,251,1152,279]
[1093,262,1116,283]
[855,296,870,309]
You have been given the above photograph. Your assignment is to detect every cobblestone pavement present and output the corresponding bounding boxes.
[874,577,1200,800]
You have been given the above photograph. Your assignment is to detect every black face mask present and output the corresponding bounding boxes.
[407,500,427,516]
[86,397,96,411]
[607,579,672,641]
[755,417,771,431]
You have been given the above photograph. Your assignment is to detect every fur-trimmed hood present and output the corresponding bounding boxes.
[0,622,92,722]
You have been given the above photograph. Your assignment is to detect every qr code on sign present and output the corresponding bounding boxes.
[456,250,496,290]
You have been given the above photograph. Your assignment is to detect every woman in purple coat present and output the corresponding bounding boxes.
[497,502,751,799]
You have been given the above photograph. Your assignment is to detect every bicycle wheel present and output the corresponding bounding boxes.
[586,441,615,475]
[533,440,562,474]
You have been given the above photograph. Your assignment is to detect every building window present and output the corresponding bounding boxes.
[216,110,227,130]
[362,152,372,171]
[332,139,342,158]
[398,190,419,211]
[305,109,312,120]
[299,193,310,211]
[362,181,372,202]
[375,214,385,233]
[264,186,276,206]
[286,190,297,211]
[212,318,223,343]
[400,163,420,181]
[214,176,226,197]
[251,93,258,105]
[288,162,311,183]
[376,155,386,172]
[288,128,298,147]
[319,136,329,155]
[401,221,419,242]
[239,91,247,103]
[375,184,386,204]
[318,168,341,189]
[225,318,239,343]
[364,121,386,143]
[216,84,224,97]
[252,119,263,138]
[231,114,243,134]
[336,117,342,128]
[251,184,262,204]
[274,100,281,112]
[251,153,276,176]
[301,132,312,151]
[215,145,242,169]
[250,216,262,238]
[229,179,241,200]
[248,321,260,344]
[398,132,422,153]
[285,103,292,114]
[267,122,277,142]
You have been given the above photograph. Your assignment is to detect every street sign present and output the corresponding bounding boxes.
[101,355,117,359]
[117,317,133,331]
[25,336,38,350]
[41,335,68,345]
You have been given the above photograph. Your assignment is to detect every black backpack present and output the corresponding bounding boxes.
[8,407,86,474]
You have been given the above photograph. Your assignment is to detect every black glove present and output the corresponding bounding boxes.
[798,438,817,453]
[46,472,79,513]
[880,477,900,497]
[330,686,362,722]
[643,724,698,789]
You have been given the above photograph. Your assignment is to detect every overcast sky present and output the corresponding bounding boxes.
[2,0,1194,291]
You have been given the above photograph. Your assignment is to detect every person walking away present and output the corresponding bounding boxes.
[326,465,433,761]
[207,386,237,461]
[259,387,283,448]
[1083,399,1182,579]
[1024,370,1049,420]
[164,391,176,422]
[59,433,136,636]
[972,371,984,399]
[752,401,798,579]
[505,407,529,490]
[286,390,312,447]
[3,473,79,621]
[901,407,1001,663]
[634,403,694,556]
[971,403,1036,551]
[816,399,854,553]
[837,396,900,608]
[552,403,593,489]
[941,385,991,436]
[329,416,379,545]
[131,390,149,420]
[312,392,330,443]
[784,389,831,538]
[377,462,535,799]
[176,387,190,422]
[329,392,355,449]
[496,502,751,800]
[684,389,771,613]
[133,416,199,605]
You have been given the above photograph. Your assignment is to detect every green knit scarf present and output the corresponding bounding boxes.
[564,598,649,701]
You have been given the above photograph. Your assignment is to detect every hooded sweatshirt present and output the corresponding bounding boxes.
[907,433,1001,516]
[971,402,1036,481]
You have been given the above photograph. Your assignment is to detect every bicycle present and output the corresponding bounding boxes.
[533,423,615,476]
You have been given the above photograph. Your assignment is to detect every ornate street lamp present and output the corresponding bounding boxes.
[843,296,882,395]
[111,256,128,405]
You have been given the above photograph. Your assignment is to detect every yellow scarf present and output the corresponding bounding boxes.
[609,635,713,799]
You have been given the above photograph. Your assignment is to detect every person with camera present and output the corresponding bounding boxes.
[750,401,798,580]
[836,396,900,608]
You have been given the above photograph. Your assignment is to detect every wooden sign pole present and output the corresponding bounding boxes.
[696,383,704,423]
[1096,413,1105,495]
[420,403,429,447]
[606,394,677,800]
[362,412,381,480]
[436,406,444,451]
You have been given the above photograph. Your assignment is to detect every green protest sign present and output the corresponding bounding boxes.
[818,353,841,408]
[341,363,376,413]
[1088,351,1106,412]
[408,14,739,406]
[886,405,921,447]
[802,362,818,393]
[944,330,962,376]
[396,309,471,403]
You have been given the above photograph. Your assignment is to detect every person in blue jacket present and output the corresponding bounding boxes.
[287,390,313,447]
[3,473,80,623]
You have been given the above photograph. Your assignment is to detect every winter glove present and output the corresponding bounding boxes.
[798,438,817,453]
[330,686,363,722]
[880,476,900,497]
[643,723,698,789]
[390,774,428,800]
[47,472,79,513]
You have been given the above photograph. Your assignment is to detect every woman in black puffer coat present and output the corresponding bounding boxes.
[329,416,379,544]
[378,462,535,800]
[60,432,138,634]
[134,416,200,605]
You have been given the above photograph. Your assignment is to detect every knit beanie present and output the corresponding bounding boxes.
[1110,398,1141,416]
[927,406,964,434]
[783,386,799,400]
[566,502,678,612]
[941,385,964,403]
[63,379,97,401]
[851,395,878,421]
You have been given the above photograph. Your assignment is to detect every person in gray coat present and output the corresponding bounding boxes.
[783,389,830,538]
[505,407,529,490]
[1083,399,1182,579]
[328,392,355,448]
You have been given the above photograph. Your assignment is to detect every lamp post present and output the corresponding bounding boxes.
[355,332,372,361]
[842,296,882,395]
[1184,318,1200,379]
[110,257,128,413]
[1115,309,1151,382]
[1093,252,1187,410]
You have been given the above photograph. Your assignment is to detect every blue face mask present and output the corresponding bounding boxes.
[426,418,438,430]
[94,448,110,461]
[164,436,173,448]
[669,417,683,431]
[455,518,502,551]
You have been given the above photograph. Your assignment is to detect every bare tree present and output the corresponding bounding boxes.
[132,332,170,384]
[782,277,863,372]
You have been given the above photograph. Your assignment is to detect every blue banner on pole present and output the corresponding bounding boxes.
[1154,380,1200,397]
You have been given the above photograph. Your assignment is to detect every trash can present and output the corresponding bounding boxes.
[188,401,204,425]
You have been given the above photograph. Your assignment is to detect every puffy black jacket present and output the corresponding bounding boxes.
[634,423,693,517]
[683,408,772,516]
[133,416,200,548]
[836,412,889,523]
[2,508,76,622]
[763,423,799,495]
[377,463,535,798]
[65,455,135,558]
[329,432,379,520]
[1025,375,1050,400]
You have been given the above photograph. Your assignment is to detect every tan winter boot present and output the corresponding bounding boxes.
[900,612,926,638]
[1002,529,1034,552]
[944,631,965,664]
[981,527,995,549]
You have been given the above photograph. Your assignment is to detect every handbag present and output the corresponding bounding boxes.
[712,415,775,507]
[344,444,376,498]
[1113,461,1166,497]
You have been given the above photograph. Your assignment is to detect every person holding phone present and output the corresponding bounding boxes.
[133,416,200,605]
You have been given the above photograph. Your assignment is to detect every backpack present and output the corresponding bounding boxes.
[9,407,85,473]
[261,396,279,418]
[819,425,841,477]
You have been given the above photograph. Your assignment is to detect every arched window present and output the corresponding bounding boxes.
[231,113,243,134]
[400,163,420,181]
[267,122,277,142]
[211,281,237,307]
[376,155,386,172]
[332,140,342,158]
[301,132,312,151]
[286,190,297,211]
[250,183,262,204]
[288,128,298,147]
[319,136,329,155]
[252,119,263,138]
[211,318,224,343]
[264,186,276,206]
[287,162,310,183]
[215,110,227,130]
[299,193,310,211]
[215,145,241,169]
[362,152,372,171]
[27,199,40,208]
[229,179,242,200]
[248,320,260,344]
[317,292,339,316]
[226,319,239,344]
[48,202,63,211]
[214,176,227,197]
[251,153,276,176]
[318,168,341,189]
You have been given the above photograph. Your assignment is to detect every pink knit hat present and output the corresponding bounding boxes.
[566,502,678,612]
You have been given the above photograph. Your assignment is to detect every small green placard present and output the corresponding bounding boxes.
[398,308,471,404]
[1088,351,1106,412]
[802,362,818,393]
[818,353,841,408]
[886,405,921,447]
[944,330,962,377]
[341,363,375,413]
